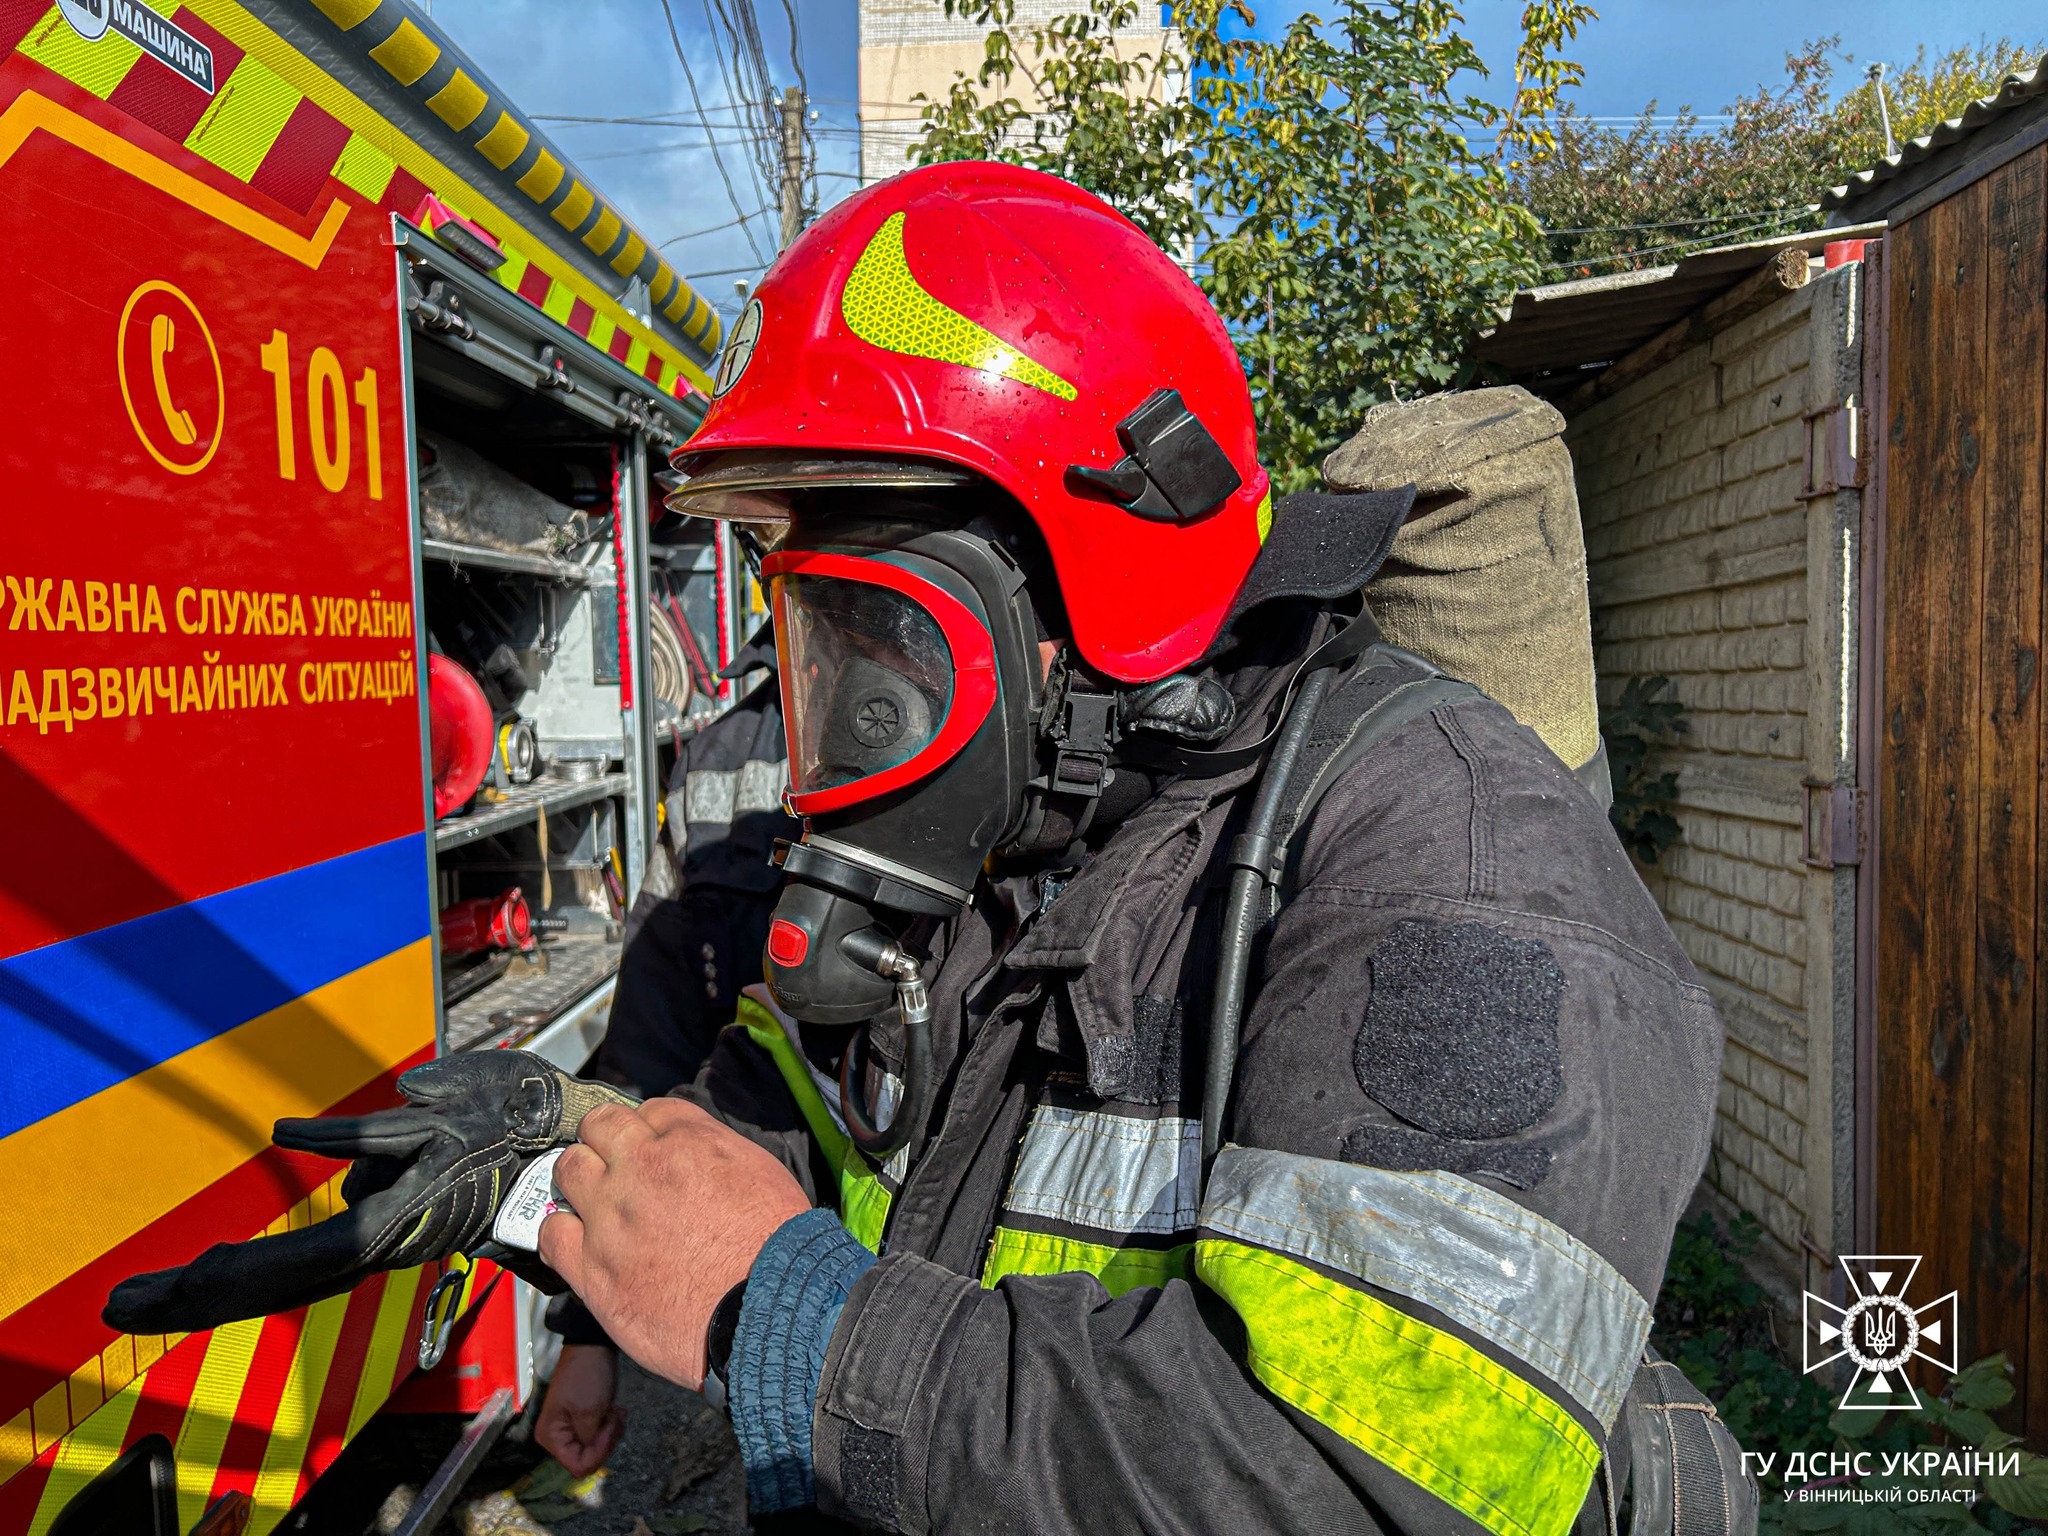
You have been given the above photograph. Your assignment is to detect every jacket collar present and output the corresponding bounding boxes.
[1000,489,1411,1094]
[1005,638,1285,1093]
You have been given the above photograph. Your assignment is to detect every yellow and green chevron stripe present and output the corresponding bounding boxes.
[295,0,721,359]
[5,0,716,395]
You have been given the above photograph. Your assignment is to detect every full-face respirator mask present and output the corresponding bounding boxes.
[756,514,1045,1156]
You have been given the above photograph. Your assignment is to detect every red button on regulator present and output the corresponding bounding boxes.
[768,919,810,968]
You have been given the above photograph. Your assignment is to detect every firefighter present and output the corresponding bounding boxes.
[110,163,1732,1535]
[537,625,796,1476]
[594,623,794,1104]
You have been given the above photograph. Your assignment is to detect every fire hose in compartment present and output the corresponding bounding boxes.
[417,429,592,557]
[439,889,537,958]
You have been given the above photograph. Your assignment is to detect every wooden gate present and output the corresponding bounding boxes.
[1872,144,2048,1428]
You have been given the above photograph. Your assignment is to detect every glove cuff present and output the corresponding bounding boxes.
[557,1077,641,1137]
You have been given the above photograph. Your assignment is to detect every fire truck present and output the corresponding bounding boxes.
[0,0,750,1529]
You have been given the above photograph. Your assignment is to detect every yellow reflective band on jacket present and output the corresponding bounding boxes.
[737,995,892,1251]
[841,212,1079,401]
[1196,1239,1599,1536]
[981,1227,1193,1297]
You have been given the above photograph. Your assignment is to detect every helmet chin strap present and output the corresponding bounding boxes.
[1000,651,1240,860]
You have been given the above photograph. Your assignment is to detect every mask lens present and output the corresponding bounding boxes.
[774,571,956,795]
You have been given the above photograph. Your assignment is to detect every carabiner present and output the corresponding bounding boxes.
[417,1255,472,1370]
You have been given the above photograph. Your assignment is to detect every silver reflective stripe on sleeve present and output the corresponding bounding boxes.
[1202,1147,1650,1431]
[1003,1106,1200,1236]
[682,758,788,828]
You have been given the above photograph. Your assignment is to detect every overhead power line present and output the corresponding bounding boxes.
[661,208,776,246]
[655,0,768,265]
[780,0,807,98]
[778,0,816,225]
[1538,211,1816,272]
[533,106,769,125]
[700,0,780,196]
[1543,207,1814,236]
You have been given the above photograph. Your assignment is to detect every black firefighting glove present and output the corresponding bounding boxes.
[103,1052,638,1335]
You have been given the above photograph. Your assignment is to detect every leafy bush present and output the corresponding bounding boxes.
[1520,36,2047,281]
[911,0,1595,491]
[1655,1210,1836,1462]
[1656,1210,2048,1530]
[1601,674,1686,863]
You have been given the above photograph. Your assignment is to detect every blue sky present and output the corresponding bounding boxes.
[423,0,2046,321]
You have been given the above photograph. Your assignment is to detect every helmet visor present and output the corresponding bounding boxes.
[766,551,998,815]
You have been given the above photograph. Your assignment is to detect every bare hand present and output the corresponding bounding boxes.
[539,1098,809,1389]
[534,1343,626,1477]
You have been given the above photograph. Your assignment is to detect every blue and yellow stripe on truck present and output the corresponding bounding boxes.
[0,0,718,1524]
[0,838,437,1532]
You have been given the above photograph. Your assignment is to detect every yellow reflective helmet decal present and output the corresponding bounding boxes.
[841,212,1078,402]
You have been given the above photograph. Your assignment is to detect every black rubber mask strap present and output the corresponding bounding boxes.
[1120,607,1380,778]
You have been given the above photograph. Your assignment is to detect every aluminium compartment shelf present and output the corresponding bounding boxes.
[445,935,621,1054]
[434,771,628,850]
[422,537,608,585]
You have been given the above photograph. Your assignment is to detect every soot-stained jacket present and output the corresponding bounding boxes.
[678,547,1723,1536]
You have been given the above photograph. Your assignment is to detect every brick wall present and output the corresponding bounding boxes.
[1565,265,1865,1294]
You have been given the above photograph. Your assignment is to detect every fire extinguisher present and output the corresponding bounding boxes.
[439,888,537,957]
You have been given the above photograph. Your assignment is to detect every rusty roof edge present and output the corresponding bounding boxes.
[1498,263,1679,324]
[1476,221,1886,389]
[1485,221,1885,340]
[1822,56,2048,211]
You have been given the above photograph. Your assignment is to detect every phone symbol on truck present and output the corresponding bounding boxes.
[118,280,222,475]
[150,313,198,446]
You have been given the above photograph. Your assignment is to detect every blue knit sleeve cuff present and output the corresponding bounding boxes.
[727,1208,877,1513]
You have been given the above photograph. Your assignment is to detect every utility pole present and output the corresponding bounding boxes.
[776,86,806,248]
[1867,63,1897,161]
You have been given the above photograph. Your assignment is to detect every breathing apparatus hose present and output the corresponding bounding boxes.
[838,934,935,1162]
[1201,655,1343,1172]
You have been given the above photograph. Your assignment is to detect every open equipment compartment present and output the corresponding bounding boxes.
[394,222,713,1066]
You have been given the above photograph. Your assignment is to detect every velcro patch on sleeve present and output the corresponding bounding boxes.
[1356,919,1564,1139]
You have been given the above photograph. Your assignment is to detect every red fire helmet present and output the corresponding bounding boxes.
[670,162,1269,684]
[427,653,494,818]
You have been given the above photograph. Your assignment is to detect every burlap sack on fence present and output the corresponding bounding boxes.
[1322,385,1599,771]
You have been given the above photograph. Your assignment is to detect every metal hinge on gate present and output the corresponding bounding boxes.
[1802,780,1866,869]
[1801,404,1868,497]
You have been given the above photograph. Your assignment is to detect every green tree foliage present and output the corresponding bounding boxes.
[1521,37,2044,280]
[1190,0,1582,480]
[1600,673,1686,864]
[911,0,1207,252]
[1656,1211,1836,1470]
[909,0,1593,490]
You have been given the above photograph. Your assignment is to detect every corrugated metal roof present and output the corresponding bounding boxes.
[1823,57,2048,212]
[1476,224,1881,397]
